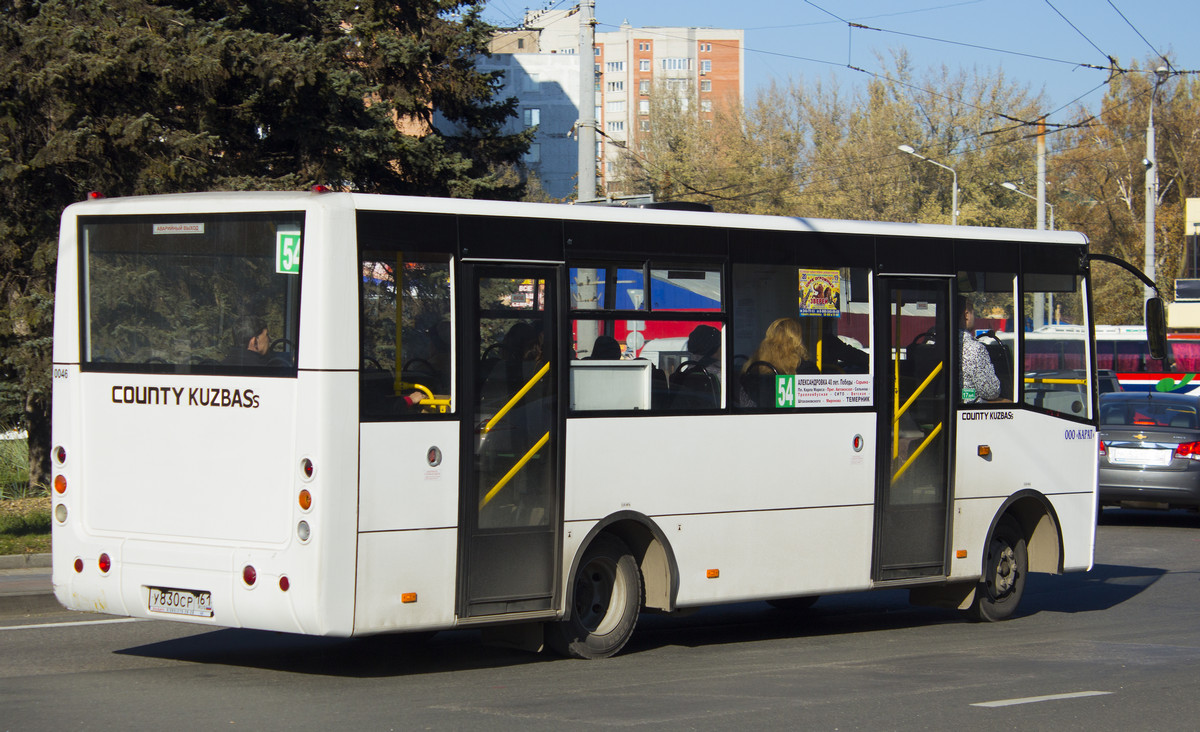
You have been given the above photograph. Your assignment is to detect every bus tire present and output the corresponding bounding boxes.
[548,534,642,659]
[966,515,1027,622]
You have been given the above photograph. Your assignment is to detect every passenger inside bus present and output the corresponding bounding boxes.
[737,317,819,407]
[958,296,1001,403]
[585,334,622,360]
[224,315,271,367]
[668,325,723,409]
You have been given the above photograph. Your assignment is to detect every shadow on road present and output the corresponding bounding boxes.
[115,558,1166,675]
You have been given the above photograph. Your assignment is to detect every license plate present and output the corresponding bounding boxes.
[1109,447,1173,467]
[148,587,213,618]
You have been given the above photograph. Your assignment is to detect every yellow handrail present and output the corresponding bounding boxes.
[479,431,550,509]
[892,360,944,458]
[897,361,944,422]
[1025,377,1086,385]
[893,421,943,481]
[483,361,550,434]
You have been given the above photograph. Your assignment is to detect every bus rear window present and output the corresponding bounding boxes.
[79,212,303,375]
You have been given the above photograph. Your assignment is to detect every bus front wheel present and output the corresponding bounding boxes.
[966,515,1027,622]
[548,534,642,659]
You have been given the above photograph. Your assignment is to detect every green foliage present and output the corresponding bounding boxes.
[0,437,34,499]
[0,508,51,536]
[0,0,530,490]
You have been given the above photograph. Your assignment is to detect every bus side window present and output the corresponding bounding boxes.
[956,273,1016,403]
[1022,270,1088,418]
[359,252,453,419]
[731,264,870,410]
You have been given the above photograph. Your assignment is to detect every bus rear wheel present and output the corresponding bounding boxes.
[966,515,1027,622]
[548,534,642,659]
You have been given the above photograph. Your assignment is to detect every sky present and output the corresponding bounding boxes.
[480,0,1198,127]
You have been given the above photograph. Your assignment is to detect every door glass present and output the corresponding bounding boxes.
[460,267,559,619]
[474,276,555,528]
[877,280,949,580]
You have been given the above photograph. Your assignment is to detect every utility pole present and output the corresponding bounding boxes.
[577,0,597,201]
[1145,67,1169,301]
[1035,117,1047,328]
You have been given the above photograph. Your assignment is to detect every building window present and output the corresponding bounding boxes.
[523,108,540,127]
[639,120,650,131]
[523,143,540,164]
[700,80,712,92]
[606,100,625,113]
[639,80,650,94]
[606,61,625,72]
[638,99,649,114]
[639,42,650,52]
[517,38,525,50]
[700,43,712,52]
[607,81,624,92]
[595,63,600,74]
[700,60,711,74]
[661,58,690,71]
[639,59,651,72]
[700,99,712,112]
[595,105,602,120]
[607,121,624,132]
[594,46,601,56]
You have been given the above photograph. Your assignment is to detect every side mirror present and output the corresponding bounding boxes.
[1146,297,1167,361]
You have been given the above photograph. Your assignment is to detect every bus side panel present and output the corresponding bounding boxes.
[565,413,878,518]
[358,422,460,531]
[354,529,458,633]
[564,413,878,605]
[354,421,461,634]
[668,507,875,606]
[953,409,1096,573]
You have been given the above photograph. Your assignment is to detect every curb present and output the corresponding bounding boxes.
[0,592,64,618]
[0,553,51,570]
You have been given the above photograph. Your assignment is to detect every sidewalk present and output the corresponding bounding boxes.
[0,554,61,616]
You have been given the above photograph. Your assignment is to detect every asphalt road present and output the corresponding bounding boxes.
[2,509,1198,730]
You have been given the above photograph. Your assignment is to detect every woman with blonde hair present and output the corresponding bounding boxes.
[739,317,816,406]
[744,317,812,375]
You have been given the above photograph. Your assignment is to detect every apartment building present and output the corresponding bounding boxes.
[488,9,744,198]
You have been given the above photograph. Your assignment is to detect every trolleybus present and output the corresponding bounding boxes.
[50,190,1150,657]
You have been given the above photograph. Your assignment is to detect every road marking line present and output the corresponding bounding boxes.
[0,617,146,632]
[972,691,1113,708]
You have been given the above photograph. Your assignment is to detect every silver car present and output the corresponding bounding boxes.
[1098,391,1200,512]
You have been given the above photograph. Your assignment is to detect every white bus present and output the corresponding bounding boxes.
[51,191,1119,658]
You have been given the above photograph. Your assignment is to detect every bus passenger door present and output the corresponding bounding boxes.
[874,278,952,581]
[458,264,563,619]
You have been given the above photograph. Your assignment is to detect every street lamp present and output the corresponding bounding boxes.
[899,144,958,226]
[1001,181,1054,230]
[1145,65,1170,299]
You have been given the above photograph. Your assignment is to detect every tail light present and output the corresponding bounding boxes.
[1175,441,1200,460]
[1098,441,1106,457]
[98,553,111,573]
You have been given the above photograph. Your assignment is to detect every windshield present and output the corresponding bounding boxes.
[79,212,303,376]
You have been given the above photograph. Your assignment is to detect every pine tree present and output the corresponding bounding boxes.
[0,0,530,489]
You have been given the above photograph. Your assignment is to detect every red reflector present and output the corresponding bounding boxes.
[98,553,111,573]
[87,191,105,200]
[301,458,314,479]
[279,576,290,592]
[74,558,83,573]
[243,565,257,587]
[55,446,66,464]
[311,185,331,193]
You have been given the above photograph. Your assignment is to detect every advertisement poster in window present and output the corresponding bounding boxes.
[798,269,841,317]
